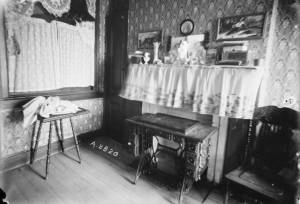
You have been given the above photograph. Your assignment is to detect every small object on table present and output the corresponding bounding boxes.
[30,108,89,179]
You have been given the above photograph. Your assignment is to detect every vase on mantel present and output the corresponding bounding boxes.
[153,42,161,64]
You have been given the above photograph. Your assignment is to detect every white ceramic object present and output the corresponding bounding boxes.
[153,42,160,63]
[143,52,150,64]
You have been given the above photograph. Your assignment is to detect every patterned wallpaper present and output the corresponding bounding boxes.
[98,0,110,92]
[259,1,300,111]
[0,98,103,157]
[127,0,273,58]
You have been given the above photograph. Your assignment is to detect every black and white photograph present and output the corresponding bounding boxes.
[137,30,162,49]
[0,0,299,204]
[216,14,265,41]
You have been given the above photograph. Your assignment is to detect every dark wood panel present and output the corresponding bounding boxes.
[223,118,249,175]
[104,3,141,144]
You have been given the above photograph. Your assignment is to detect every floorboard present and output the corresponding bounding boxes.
[1,136,232,204]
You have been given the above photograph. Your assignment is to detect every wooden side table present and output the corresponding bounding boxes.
[126,113,217,204]
[30,108,89,179]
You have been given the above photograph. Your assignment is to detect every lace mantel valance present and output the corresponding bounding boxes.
[120,64,263,119]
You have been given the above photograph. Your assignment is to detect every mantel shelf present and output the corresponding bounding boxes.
[132,63,259,70]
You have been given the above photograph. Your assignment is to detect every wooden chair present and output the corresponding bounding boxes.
[224,106,299,204]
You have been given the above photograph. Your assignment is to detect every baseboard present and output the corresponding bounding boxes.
[0,133,95,174]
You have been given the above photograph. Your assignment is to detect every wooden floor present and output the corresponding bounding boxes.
[0,137,229,204]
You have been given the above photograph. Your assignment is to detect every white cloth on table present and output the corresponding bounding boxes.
[23,96,46,128]
[119,64,262,119]
[22,96,79,128]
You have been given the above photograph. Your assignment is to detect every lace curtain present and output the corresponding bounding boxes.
[6,16,94,92]
[5,0,95,17]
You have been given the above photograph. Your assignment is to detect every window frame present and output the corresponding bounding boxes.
[0,0,103,102]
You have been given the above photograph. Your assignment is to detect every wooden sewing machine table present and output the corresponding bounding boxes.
[126,113,217,204]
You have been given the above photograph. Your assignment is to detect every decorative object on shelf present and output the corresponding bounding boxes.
[205,48,217,65]
[216,13,265,41]
[217,41,249,65]
[143,52,150,64]
[128,51,143,64]
[180,18,194,36]
[138,30,163,50]
[169,34,206,65]
[153,42,162,64]
[177,40,189,64]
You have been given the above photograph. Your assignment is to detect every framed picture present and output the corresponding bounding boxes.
[137,30,163,49]
[216,13,265,41]
[169,34,206,64]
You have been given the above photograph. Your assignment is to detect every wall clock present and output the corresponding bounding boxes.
[180,18,194,36]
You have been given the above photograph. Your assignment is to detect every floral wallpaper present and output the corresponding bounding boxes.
[259,1,300,111]
[98,0,110,92]
[0,98,103,158]
[127,0,273,60]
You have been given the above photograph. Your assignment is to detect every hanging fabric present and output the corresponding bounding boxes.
[85,0,96,18]
[120,64,263,119]
[38,0,71,17]
[6,15,94,92]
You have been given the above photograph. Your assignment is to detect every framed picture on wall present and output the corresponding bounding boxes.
[137,30,163,49]
[216,13,265,41]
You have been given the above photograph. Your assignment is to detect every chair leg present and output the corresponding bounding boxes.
[202,184,215,203]
[69,118,81,163]
[30,121,43,164]
[55,120,64,152]
[45,121,53,180]
[224,180,230,204]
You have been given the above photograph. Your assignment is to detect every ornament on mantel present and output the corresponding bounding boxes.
[143,52,150,64]
[153,42,162,64]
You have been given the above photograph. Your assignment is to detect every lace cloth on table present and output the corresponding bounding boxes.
[119,64,263,119]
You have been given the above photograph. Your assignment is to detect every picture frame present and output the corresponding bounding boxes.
[137,30,163,49]
[168,34,206,64]
[216,13,265,41]
[180,18,194,36]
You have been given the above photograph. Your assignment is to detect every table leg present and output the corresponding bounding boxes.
[45,121,53,179]
[30,121,43,164]
[55,120,64,152]
[179,175,193,204]
[70,118,81,163]
[134,150,151,184]
[30,121,37,164]
[60,119,64,152]
[224,181,230,204]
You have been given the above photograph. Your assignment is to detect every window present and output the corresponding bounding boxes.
[0,0,100,99]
